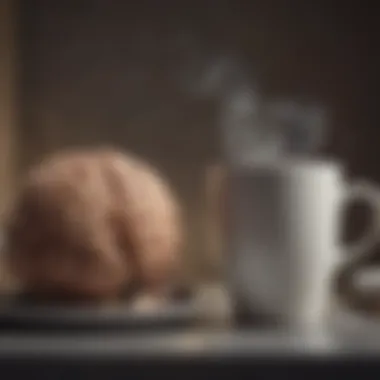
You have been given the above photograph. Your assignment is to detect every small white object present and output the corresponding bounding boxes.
[195,283,233,325]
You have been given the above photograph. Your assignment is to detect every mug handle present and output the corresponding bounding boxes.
[341,180,380,266]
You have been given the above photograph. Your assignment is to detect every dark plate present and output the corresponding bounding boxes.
[0,291,199,333]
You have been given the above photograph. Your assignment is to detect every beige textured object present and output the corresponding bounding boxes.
[194,282,233,327]
[4,147,182,302]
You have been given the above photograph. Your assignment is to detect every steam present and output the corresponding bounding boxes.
[186,54,287,163]
[180,44,327,163]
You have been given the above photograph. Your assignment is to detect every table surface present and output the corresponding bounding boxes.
[0,306,380,363]
[0,330,376,359]
[1,309,380,359]
[1,314,380,379]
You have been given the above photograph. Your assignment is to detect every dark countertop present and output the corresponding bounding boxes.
[1,326,380,378]
[0,322,380,359]
[1,307,380,377]
[0,330,375,359]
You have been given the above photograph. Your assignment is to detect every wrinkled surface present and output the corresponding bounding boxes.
[5,148,182,302]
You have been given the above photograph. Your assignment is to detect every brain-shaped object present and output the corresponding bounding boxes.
[5,148,182,301]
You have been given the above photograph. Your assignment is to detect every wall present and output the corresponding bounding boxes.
[0,0,17,220]
[17,1,380,283]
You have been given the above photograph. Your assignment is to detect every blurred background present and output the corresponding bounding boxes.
[0,0,379,291]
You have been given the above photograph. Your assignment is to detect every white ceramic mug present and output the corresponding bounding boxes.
[225,159,380,328]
